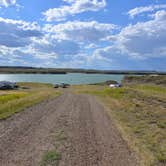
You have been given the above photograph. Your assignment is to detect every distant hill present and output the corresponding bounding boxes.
[0,66,165,75]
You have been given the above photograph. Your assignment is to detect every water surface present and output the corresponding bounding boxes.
[0,73,124,85]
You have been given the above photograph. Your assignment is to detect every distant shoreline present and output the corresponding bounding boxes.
[0,66,165,75]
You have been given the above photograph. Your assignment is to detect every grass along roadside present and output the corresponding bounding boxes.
[72,84,166,166]
[0,82,61,119]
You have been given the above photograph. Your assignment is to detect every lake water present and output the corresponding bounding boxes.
[0,73,124,85]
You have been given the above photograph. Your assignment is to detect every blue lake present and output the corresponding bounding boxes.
[0,73,124,85]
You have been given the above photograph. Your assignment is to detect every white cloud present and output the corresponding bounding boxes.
[93,10,166,59]
[118,10,166,58]
[0,18,116,68]
[26,20,116,63]
[0,0,16,7]
[0,17,42,47]
[0,17,82,63]
[85,43,99,49]
[43,21,116,43]
[62,0,75,3]
[128,4,166,18]
[43,0,106,21]
[32,36,81,56]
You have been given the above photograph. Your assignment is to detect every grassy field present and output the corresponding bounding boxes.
[0,82,61,119]
[72,84,166,166]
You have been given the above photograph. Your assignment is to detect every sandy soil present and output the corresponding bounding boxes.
[0,91,138,166]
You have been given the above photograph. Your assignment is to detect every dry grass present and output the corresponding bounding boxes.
[0,82,61,119]
[72,84,166,166]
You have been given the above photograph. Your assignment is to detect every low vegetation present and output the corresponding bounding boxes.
[40,130,67,166]
[41,150,61,166]
[0,82,61,119]
[72,83,166,166]
[123,75,166,86]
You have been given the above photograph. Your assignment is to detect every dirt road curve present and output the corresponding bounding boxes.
[0,91,138,166]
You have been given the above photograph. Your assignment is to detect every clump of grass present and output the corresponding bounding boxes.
[157,121,166,129]
[102,88,126,99]
[41,150,61,166]
[56,130,67,142]
[40,130,67,166]
[156,151,166,163]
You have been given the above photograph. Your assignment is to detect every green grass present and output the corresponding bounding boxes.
[130,84,166,97]
[0,92,28,104]
[40,130,67,166]
[41,150,61,166]
[73,84,166,166]
[0,82,61,119]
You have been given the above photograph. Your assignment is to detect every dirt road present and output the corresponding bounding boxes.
[0,91,138,166]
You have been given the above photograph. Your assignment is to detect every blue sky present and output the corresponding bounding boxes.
[0,0,166,71]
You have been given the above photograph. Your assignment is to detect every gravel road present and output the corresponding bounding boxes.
[0,91,138,166]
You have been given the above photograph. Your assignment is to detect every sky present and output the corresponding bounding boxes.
[0,0,166,71]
